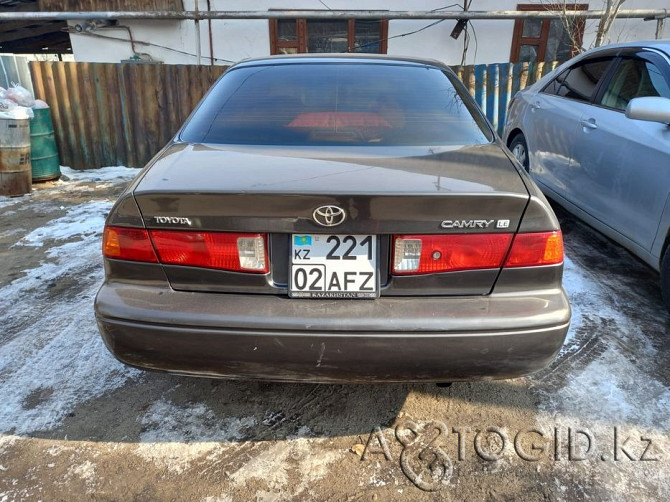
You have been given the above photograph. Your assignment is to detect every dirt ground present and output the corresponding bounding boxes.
[0,167,669,501]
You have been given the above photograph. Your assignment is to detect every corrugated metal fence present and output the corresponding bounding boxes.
[29,60,561,170]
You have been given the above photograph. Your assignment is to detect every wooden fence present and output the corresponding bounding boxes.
[29,60,560,170]
[29,62,227,170]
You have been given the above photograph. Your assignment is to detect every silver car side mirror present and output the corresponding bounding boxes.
[625,96,670,125]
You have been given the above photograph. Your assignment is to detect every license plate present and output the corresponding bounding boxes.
[290,234,378,298]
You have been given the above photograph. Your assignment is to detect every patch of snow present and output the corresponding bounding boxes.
[560,255,594,350]
[537,254,670,433]
[134,398,256,474]
[0,196,25,210]
[230,442,291,490]
[0,182,140,436]
[0,226,26,240]
[559,254,657,360]
[251,492,283,502]
[230,433,343,496]
[47,446,61,457]
[66,460,97,489]
[138,399,256,443]
[203,496,233,502]
[288,425,312,439]
[369,472,386,487]
[14,200,110,247]
[295,439,340,484]
[543,350,670,430]
[0,435,18,455]
[60,165,139,182]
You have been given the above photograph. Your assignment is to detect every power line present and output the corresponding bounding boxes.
[468,20,479,63]
[69,28,235,63]
[351,3,465,52]
[70,5,474,65]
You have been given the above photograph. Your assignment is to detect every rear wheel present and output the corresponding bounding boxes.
[661,248,670,312]
[509,133,529,172]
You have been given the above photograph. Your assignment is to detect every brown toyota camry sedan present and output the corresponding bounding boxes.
[94,55,571,382]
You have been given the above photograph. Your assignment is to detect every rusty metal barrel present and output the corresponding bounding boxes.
[0,117,31,196]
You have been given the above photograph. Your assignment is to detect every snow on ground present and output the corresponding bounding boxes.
[227,426,343,497]
[1,166,669,500]
[552,352,670,428]
[15,200,112,247]
[60,165,141,183]
[133,398,342,491]
[520,251,670,498]
[0,168,140,436]
[558,256,590,350]
[0,164,349,495]
[134,398,257,474]
[544,254,670,430]
[0,196,23,211]
[2,182,666,437]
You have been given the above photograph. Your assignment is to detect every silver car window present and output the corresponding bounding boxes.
[599,58,670,111]
[555,58,613,102]
[541,68,570,96]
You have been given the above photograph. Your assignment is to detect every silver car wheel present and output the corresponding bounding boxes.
[509,133,530,172]
[512,143,527,168]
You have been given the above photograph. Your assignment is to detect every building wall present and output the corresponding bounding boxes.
[67,0,666,65]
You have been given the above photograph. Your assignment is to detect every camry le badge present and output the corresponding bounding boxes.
[440,219,510,229]
[313,205,346,227]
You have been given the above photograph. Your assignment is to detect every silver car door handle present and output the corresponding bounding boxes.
[580,119,598,130]
[530,101,541,110]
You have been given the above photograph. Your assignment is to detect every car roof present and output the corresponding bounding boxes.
[527,40,670,91]
[232,53,450,70]
[574,39,670,59]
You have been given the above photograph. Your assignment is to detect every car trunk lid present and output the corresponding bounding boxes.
[132,142,530,296]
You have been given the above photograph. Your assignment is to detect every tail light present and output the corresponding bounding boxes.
[393,234,513,275]
[392,231,562,275]
[103,226,268,273]
[505,231,563,267]
[103,227,158,263]
[150,230,268,273]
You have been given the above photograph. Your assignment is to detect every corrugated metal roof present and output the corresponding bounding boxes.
[38,0,183,11]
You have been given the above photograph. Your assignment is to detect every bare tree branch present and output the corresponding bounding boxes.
[539,0,626,56]
[540,0,585,57]
[595,0,626,47]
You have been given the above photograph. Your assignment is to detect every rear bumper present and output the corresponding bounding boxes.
[95,283,571,383]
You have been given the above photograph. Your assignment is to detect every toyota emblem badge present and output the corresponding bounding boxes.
[312,205,346,227]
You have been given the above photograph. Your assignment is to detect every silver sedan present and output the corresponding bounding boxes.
[504,41,670,311]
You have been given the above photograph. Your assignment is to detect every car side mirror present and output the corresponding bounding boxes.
[625,96,670,125]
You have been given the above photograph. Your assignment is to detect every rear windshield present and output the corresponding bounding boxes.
[180,63,493,146]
